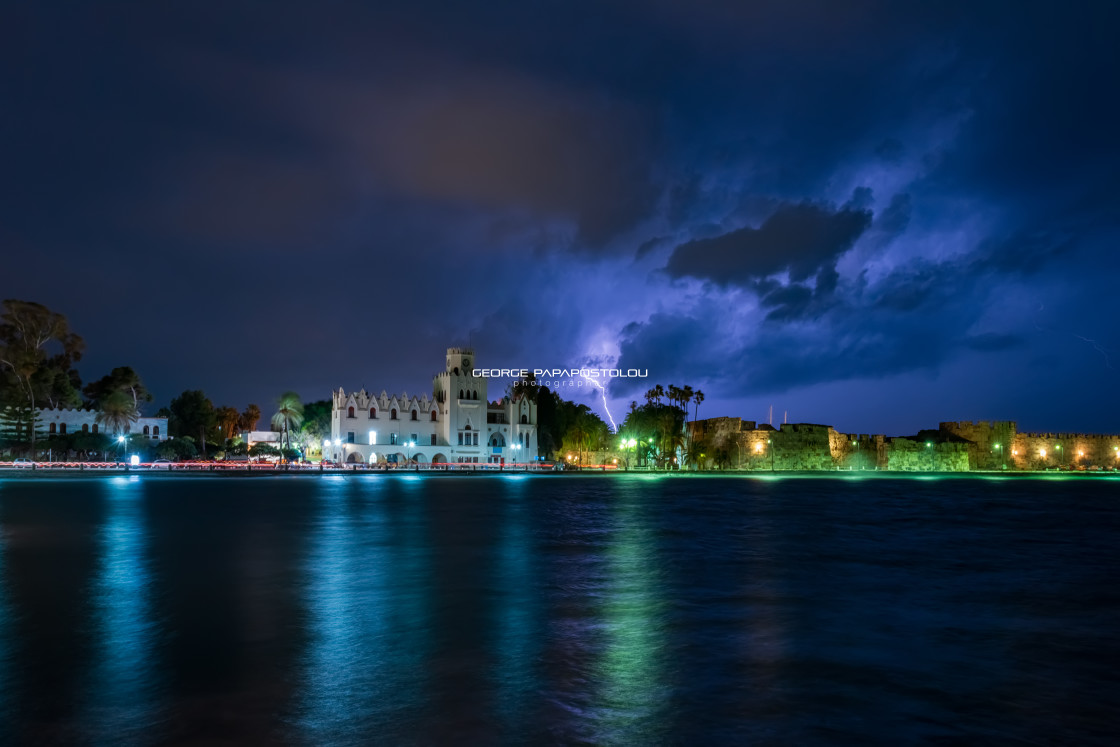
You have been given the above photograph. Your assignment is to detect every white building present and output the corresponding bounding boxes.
[37,408,169,441]
[330,347,538,466]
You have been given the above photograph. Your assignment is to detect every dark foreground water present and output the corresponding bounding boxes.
[0,474,1116,745]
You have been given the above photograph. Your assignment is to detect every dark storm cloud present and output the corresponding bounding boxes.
[664,202,872,286]
[617,224,1081,399]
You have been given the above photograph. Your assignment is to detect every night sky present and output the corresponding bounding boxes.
[4,1,1118,434]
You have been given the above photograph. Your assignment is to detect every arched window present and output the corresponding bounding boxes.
[153,426,159,437]
[453,367,460,376]
[459,389,464,399]
[490,433,505,447]
[92,424,99,434]
[347,406,355,418]
[390,409,397,420]
[369,407,376,418]
[49,423,56,434]
[143,425,150,435]
[60,423,66,434]
[472,390,478,400]
[82,423,88,433]
[521,414,528,424]
[464,424,471,430]
[411,410,418,421]
[430,410,437,422]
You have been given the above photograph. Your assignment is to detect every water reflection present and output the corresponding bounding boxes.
[490,478,540,737]
[296,476,432,742]
[0,490,10,727]
[79,477,158,742]
[592,482,669,744]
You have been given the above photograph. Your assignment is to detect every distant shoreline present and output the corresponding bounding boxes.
[1,468,1116,480]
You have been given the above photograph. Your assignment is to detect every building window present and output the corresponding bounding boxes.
[60,423,66,434]
[464,424,471,431]
[411,410,418,421]
[521,414,528,424]
[49,423,56,434]
[473,433,479,446]
[459,389,464,399]
[369,407,376,418]
[411,433,418,444]
[82,423,88,433]
[430,434,437,446]
[458,433,464,445]
[430,410,437,422]
[153,426,159,437]
[92,424,98,434]
[143,425,150,435]
[348,406,355,418]
[391,409,397,420]
[347,432,355,444]
[390,433,398,445]
[472,390,478,400]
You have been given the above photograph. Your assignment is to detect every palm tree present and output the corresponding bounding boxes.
[272,392,304,462]
[96,391,139,436]
[96,391,138,460]
[239,403,261,432]
[680,385,695,466]
[692,389,705,425]
[214,406,240,445]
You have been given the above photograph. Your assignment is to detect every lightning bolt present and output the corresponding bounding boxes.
[581,374,618,431]
[1072,334,1115,369]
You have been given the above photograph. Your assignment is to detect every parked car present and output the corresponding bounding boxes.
[149,459,173,470]
[12,458,34,469]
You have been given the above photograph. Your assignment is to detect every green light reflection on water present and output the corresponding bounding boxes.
[592,489,669,744]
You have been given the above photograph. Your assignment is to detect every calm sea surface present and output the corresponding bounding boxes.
[0,473,1116,745]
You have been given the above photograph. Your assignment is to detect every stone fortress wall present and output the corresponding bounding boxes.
[680,417,1117,472]
[939,421,1120,471]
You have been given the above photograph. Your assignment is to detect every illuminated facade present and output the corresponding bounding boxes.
[36,407,169,441]
[329,347,538,465]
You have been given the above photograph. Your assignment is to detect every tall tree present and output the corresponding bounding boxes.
[272,392,304,460]
[238,403,262,432]
[214,406,240,444]
[0,300,85,451]
[169,390,216,456]
[83,367,152,412]
[299,399,331,454]
[509,372,540,403]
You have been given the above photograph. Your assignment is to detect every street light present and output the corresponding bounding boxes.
[992,442,1003,470]
[117,434,127,465]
